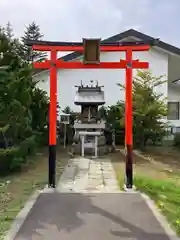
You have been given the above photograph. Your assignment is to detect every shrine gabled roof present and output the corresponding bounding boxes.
[74,91,105,105]
[33,29,180,75]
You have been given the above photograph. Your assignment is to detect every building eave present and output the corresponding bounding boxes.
[33,29,180,77]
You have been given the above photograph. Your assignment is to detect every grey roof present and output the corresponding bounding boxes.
[34,29,180,75]
[74,91,105,105]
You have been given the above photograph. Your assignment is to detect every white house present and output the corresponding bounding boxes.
[33,29,180,133]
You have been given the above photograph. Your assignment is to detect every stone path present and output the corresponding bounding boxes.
[57,157,119,193]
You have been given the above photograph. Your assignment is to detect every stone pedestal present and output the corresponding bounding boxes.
[72,132,108,157]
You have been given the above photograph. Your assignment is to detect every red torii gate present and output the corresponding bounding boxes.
[26,38,158,189]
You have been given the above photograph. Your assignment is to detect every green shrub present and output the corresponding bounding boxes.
[174,133,180,148]
[20,135,37,156]
[9,155,25,171]
[0,135,37,175]
[0,147,21,174]
[35,130,48,147]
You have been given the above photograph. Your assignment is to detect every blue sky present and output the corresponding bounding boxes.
[0,0,179,47]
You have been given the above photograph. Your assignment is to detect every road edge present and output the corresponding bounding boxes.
[141,193,180,240]
[3,186,54,240]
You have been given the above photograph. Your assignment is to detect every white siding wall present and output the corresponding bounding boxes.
[34,47,168,112]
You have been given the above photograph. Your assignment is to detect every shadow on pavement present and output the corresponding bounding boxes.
[15,192,170,240]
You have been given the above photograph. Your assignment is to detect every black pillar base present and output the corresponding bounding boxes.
[48,145,56,188]
[125,144,133,189]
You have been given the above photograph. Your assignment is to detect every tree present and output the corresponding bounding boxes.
[62,106,76,125]
[0,24,50,173]
[5,22,13,40]
[99,102,124,130]
[63,106,72,114]
[98,106,107,120]
[0,28,49,146]
[117,70,168,148]
[98,103,125,145]
[0,25,23,68]
[21,21,47,62]
[0,65,33,145]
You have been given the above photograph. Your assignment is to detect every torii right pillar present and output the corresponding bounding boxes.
[125,49,133,189]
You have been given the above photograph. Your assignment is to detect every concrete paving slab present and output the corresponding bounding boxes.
[14,192,171,240]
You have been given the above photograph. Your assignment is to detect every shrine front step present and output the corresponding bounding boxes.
[74,144,108,156]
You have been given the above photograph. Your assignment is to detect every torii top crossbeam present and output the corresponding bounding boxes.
[25,39,159,47]
[25,39,159,69]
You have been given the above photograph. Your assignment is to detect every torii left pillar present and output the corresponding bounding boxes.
[125,49,133,188]
[49,50,57,188]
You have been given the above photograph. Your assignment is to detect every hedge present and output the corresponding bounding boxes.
[0,135,37,175]
[174,132,180,148]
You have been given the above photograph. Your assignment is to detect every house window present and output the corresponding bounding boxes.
[176,127,180,133]
[167,102,180,120]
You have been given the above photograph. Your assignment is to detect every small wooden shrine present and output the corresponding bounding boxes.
[73,80,107,157]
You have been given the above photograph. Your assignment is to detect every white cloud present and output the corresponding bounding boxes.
[0,0,179,47]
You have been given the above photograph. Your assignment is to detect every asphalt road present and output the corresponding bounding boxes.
[15,192,170,240]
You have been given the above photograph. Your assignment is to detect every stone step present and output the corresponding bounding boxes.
[57,157,120,193]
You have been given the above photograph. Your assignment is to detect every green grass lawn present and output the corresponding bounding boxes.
[110,147,180,237]
[134,175,180,236]
[0,147,69,240]
[116,171,180,236]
